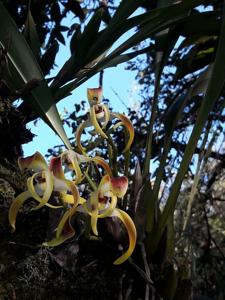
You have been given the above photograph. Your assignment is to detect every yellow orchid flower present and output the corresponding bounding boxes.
[43,155,84,247]
[83,174,137,265]
[111,113,134,153]
[62,149,113,181]
[8,152,79,231]
[42,153,113,247]
[8,87,136,266]
[76,87,134,154]
[50,173,137,264]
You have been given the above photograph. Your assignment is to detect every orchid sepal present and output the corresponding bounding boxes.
[111,112,134,153]
[18,151,48,172]
[91,157,112,176]
[62,150,83,184]
[8,186,62,231]
[90,106,108,139]
[98,175,128,198]
[9,190,31,231]
[27,170,54,211]
[43,196,85,247]
[101,104,110,129]
[111,208,137,265]
[87,87,103,105]
[76,120,90,154]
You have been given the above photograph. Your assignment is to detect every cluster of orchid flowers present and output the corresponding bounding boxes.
[9,87,136,265]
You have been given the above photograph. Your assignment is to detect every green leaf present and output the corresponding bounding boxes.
[178,35,218,52]
[102,47,151,69]
[159,264,177,300]
[0,3,71,149]
[106,0,209,63]
[23,10,41,59]
[52,0,210,104]
[181,11,220,37]
[70,25,81,54]
[53,0,208,102]
[52,7,103,88]
[40,41,59,76]
[144,182,156,234]
[110,0,145,25]
[142,0,183,180]
[150,93,189,216]
[154,2,225,251]
[175,40,216,79]
[190,64,213,97]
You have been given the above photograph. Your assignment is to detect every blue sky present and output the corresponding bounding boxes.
[23,65,140,156]
[23,9,143,156]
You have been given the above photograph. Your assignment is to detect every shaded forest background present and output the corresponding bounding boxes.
[0,0,225,299]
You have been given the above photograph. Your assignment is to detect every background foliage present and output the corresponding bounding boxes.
[0,0,225,299]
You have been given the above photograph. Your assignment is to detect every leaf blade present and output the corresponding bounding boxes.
[0,3,71,149]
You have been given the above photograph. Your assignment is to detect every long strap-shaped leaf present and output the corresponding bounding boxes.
[0,3,71,150]
[53,0,209,102]
[152,2,225,252]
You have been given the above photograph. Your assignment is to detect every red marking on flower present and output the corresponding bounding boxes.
[49,156,61,171]
[36,176,46,184]
[94,106,103,114]
[18,152,48,171]
[49,156,64,179]
[98,195,108,204]
[18,156,33,169]
[62,219,73,235]
[111,176,128,197]
[87,87,103,104]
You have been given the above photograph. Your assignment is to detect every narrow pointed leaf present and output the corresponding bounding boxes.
[154,4,225,251]
[0,3,71,149]
[52,8,103,88]
[23,10,41,59]
[53,0,209,101]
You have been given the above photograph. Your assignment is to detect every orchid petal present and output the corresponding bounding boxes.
[112,121,123,131]
[76,153,90,163]
[27,171,54,211]
[49,156,81,202]
[98,195,117,218]
[43,210,76,247]
[110,176,128,198]
[83,191,99,235]
[90,192,99,236]
[87,87,102,105]
[8,190,31,231]
[43,185,80,247]
[24,180,61,208]
[111,209,137,265]
[98,175,111,198]
[18,152,48,172]
[101,105,110,129]
[90,106,108,139]
[50,160,80,206]
[55,206,77,238]
[77,154,112,176]
[76,120,90,154]
[62,150,83,184]
[91,157,112,176]
[64,179,80,207]
[60,193,86,205]
[49,156,65,180]
[111,113,134,153]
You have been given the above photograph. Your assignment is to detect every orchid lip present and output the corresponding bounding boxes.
[87,87,103,104]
